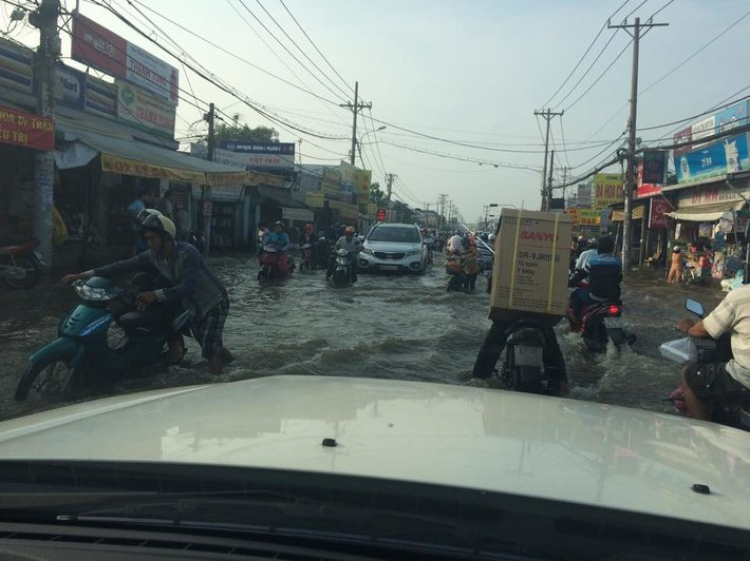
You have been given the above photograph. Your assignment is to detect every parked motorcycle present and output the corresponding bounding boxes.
[499,318,563,395]
[0,239,43,289]
[258,246,289,281]
[299,243,315,273]
[663,298,750,431]
[331,249,355,288]
[15,276,189,402]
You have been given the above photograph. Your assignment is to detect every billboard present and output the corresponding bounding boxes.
[673,126,693,156]
[71,13,179,104]
[649,198,672,230]
[576,184,592,207]
[593,173,623,208]
[218,140,295,170]
[85,74,117,118]
[116,80,176,137]
[674,133,749,183]
[0,39,33,94]
[641,150,667,184]
[578,209,601,226]
[716,100,748,134]
[691,115,715,149]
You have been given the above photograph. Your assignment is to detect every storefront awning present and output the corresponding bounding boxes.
[56,124,284,187]
[667,200,745,222]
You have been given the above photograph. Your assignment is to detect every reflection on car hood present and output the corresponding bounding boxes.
[0,375,748,531]
[364,240,421,252]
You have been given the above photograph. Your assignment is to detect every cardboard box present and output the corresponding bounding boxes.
[490,209,572,317]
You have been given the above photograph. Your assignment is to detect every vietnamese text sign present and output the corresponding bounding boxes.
[0,105,54,150]
[641,150,667,184]
[691,115,715,149]
[677,184,750,208]
[593,174,623,208]
[565,208,580,227]
[71,14,179,104]
[339,160,357,194]
[649,198,672,229]
[211,147,250,170]
[577,184,592,207]
[673,126,693,156]
[219,141,295,169]
[117,81,176,137]
[579,209,601,226]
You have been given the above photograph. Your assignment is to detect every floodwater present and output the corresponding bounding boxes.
[0,254,725,422]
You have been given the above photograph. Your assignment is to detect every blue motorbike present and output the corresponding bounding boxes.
[15,276,188,402]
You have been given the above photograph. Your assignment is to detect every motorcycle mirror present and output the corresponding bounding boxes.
[685,299,705,318]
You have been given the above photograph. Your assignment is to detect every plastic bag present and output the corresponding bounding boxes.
[659,337,697,365]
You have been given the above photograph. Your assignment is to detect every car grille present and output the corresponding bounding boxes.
[374,252,406,260]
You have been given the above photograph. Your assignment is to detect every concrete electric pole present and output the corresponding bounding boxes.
[31,0,60,270]
[534,108,563,211]
[608,16,668,272]
[385,173,396,206]
[340,81,372,166]
[546,150,555,211]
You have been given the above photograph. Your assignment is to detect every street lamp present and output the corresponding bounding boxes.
[356,126,387,167]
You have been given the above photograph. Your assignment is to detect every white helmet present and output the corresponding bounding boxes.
[136,208,163,224]
[488,233,496,242]
[140,213,176,240]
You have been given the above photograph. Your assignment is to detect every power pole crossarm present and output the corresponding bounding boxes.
[608,17,668,272]
[340,81,372,166]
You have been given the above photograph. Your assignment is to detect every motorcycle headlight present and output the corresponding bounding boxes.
[75,284,114,302]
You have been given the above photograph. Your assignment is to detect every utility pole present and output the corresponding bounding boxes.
[534,108,563,211]
[609,16,668,272]
[31,0,60,270]
[438,194,448,230]
[205,102,215,161]
[340,81,372,166]
[546,150,555,211]
[562,166,568,205]
[203,102,216,258]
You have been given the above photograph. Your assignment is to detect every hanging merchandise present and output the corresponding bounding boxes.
[698,222,712,238]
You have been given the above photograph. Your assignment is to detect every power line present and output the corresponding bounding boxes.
[235,0,349,103]
[621,0,650,21]
[559,116,573,169]
[277,0,354,95]
[540,0,631,108]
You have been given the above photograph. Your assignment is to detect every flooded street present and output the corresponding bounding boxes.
[0,255,725,422]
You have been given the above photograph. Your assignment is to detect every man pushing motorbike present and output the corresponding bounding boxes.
[677,286,750,421]
[62,214,234,375]
[327,226,362,283]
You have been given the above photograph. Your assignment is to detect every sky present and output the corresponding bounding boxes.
[2,0,748,223]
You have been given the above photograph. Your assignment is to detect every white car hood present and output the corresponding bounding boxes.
[0,375,748,531]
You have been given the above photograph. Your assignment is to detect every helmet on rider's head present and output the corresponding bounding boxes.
[587,238,598,249]
[597,235,615,254]
[488,233,496,242]
[345,226,355,234]
[136,208,163,224]
[139,214,176,241]
[673,245,682,253]
[274,220,284,230]
[481,233,489,242]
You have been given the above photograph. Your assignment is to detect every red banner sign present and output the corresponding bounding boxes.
[649,198,672,230]
[0,105,54,150]
[377,208,386,221]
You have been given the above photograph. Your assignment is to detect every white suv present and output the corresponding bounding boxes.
[358,223,428,274]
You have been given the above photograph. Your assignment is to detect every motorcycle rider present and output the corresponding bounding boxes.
[263,221,291,274]
[677,287,750,421]
[62,215,234,375]
[298,221,318,268]
[472,218,567,394]
[574,238,598,272]
[327,226,362,282]
[568,235,622,324]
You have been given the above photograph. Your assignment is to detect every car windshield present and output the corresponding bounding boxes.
[2,0,749,555]
[368,227,421,243]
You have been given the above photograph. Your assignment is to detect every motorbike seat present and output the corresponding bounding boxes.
[117,310,158,329]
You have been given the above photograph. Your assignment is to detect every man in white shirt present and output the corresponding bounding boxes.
[678,286,750,420]
[447,232,465,254]
[574,239,598,271]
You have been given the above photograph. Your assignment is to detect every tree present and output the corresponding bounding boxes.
[212,123,279,144]
[392,200,414,223]
[369,182,384,206]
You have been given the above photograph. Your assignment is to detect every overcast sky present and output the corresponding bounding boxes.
[3,0,748,223]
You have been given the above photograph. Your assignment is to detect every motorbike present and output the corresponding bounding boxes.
[499,318,563,395]
[299,243,315,273]
[0,239,43,289]
[664,298,750,431]
[445,254,466,292]
[258,246,289,281]
[15,276,189,402]
[331,249,355,288]
[316,235,334,270]
[567,276,633,352]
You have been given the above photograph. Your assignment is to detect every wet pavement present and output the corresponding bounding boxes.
[0,255,726,422]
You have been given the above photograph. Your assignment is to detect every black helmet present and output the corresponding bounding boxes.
[597,235,614,254]
[139,214,176,241]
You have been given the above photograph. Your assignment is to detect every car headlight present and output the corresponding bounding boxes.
[362,248,374,255]
[406,250,421,256]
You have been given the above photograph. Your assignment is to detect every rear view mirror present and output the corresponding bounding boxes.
[685,299,705,318]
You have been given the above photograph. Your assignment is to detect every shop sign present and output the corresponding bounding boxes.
[356,169,372,197]
[84,74,117,118]
[673,126,693,156]
[321,167,340,195]
[339,160,357,194]
[675,133,750,183]
[565,208,580,227]
[208,184,244,201]
[641,150,667,184]
[305,192,325,208]
[377,208,386,221]
[101,153,205,184]
[691,116,715,149]
[611,206,645,221]
[55,65,85,108]
[368,202,378,216]
[0,105,54,150]
[577,184,592,207]
[0,38,33,94]
[71,14,179,104]
[116,81,176,137]
[600,209,612,231]
[593,173,623,208]
[677,184,750,208]
[212,147,250,170]
[219,140,295,170]
[579,209,601,226]
[716,100,747,134]
[649,198,672,229]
